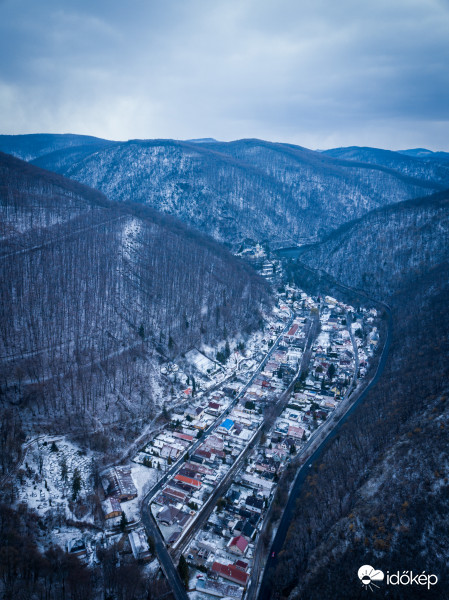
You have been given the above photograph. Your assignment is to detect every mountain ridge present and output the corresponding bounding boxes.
[2,134,445,247]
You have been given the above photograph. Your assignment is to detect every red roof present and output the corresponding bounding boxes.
[230,535,248,553]
[211,562,249,585]
[234,560,249,571]
[163,487,187,501]
[195,449,212,459]
[288,425,305,439]
[287,324,299,336]
[208,402,221,410]
[173,432,194,442]
[174,474,201,488]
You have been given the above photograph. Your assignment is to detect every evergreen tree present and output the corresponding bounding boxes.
[60,456,68,482]
[120,512,128,532]
[178,555,189,588]
[71,467,82,500]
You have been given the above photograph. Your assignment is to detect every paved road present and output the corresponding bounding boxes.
[141,311,296,508]
[172,313,318,562]
[243,314,320,600]
[138,310,296,596]
[256,301,392,600]
[141,502,189,600]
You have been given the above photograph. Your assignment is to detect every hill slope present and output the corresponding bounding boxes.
[322,146,449,186]
[271,190,449,600]
[1,135,445,246]
[0,152,272,460]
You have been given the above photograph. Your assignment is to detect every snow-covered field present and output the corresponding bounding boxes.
[121,463,160,522]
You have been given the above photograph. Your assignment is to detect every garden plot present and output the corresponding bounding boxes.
[185,349,218,375]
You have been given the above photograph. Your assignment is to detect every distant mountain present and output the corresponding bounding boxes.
[273,190,449,600]
[398,147,449,162]
[187,138,219,143]
[0,133,116,162]
[0,152,271,449]
[322,146,449,184]
[2,134,445,247]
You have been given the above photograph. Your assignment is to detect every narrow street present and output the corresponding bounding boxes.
[138,310,297,596]
[255,302,392,600]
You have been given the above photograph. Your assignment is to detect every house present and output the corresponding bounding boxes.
[207,401,222,415]
[203,435,225,452]
[174,474,202,489]
[234,560,249,572]
[196,578,243,600]
[241,474,274,493]
[185,461,214,476]
[287,425,305,440]
[185,406,205,419]
[102,497,122,519]
[173,432,194,443]
[241,521,256,538]
[218,418,235,435]
[161,444,179,459]
[129,528,151,561]
[162,486,188,503]
[194,448,212,461]
[229,535,249,556]
[157,506,190,527]
[287,323,299,337]
[211,562,250,586]
[245,496,264,513]
[167,530,182,545]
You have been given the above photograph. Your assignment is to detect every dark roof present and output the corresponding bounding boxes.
[242,522,256,538]
[245,496,264,509]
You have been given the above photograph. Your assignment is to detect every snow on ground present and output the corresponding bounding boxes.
[185,348,217,375]
[121,463,160,523]
[316,330,330,348]
[16,435,94,521]
[121,216,142,260]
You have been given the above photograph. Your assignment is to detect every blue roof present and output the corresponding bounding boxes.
[220,418,234,431]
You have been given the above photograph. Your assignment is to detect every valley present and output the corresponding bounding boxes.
[0,139,448,600]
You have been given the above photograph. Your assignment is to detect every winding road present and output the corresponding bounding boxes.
[254,266,393,600]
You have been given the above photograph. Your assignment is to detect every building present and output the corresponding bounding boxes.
[218,418,235,435]
[287,425,305,440]
[211,562,249,586]
[67,538,87,558]
[101,467,137,501]
[129,528,151,561]
[196,578,243,599]
[161,486,188,503]
[173,432,194,443]
[229,535,249,556]
[207,401,222,415]
[174,474,202,489]
[102,497,122,519]
[157,505,190,527]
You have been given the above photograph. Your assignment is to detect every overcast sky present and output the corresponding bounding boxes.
[1,0,449,150]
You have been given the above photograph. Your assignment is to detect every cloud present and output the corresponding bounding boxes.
[0,0,448,149]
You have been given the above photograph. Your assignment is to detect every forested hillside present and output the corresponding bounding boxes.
[0,133,115,162]
[272,190,449,600]
[322,146,449,186]
[0,152,271,469]
[0,135,445,246]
